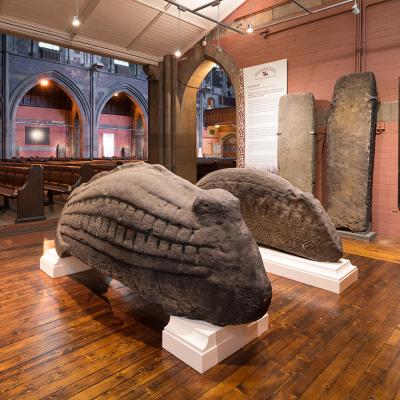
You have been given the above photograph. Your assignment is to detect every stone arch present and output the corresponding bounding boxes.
[94,83,148,158]
[221,133,236,158]
[0,95,4,159]
[8,71,90,158]
[176,43,240,182]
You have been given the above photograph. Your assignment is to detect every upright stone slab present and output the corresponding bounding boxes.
[278,93,316,194]
[326,72,378,232]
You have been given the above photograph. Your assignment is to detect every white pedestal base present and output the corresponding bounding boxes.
[162,313,268,373]
[40,248,92,278]
[259,246,358,294]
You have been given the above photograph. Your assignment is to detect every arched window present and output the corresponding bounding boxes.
[222,134,236,158]
[15,81,78,158]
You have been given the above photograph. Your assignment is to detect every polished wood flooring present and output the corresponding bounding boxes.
[0,231,399,399]
[0,197,63,228]
[343,237,400,265]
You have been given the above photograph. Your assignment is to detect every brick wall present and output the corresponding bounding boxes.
[16,106,69,158]
[220,0,400,238]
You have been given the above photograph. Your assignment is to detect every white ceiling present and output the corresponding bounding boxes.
[0,0,246,64]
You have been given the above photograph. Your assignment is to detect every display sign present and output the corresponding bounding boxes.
[243,59,287,171]
[102,133,115,157]
[25,126,50,145]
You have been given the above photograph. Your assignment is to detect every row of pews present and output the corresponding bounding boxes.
[196,158,236,181]
[0,159,139,223]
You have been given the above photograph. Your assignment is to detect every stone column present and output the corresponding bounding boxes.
[162,55,177,172]
[146,63,163,165]
[89,54,95,159]
[146,55,178,172]
[1,34,9,160]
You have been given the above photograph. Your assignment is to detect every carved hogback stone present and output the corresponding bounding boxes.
[56,162,271,326]
[197,168,343,262]
[278,92,317,194]
[326,72,378,232]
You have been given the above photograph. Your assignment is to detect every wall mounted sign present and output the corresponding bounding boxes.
[242,59,287,171]
[25,126,50,145]
[102,133,115,157]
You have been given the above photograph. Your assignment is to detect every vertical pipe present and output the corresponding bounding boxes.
[171,55,177,172]
[158,62,164,164]
[163,55,172,170]
[2,34,9,160]
[89,53,95,159]
[398,77,400,209]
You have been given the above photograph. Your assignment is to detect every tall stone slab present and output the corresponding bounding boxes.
[326,72,378,232]
[278,93,316,194]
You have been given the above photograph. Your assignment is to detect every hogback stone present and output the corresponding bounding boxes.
[197,168,343,262]
[56,162,272,326]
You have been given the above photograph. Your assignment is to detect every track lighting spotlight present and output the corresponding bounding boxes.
[174,7,182,59]
[73,0,80,26]
[246,0,254,33]
[72,15,80,26]
[352,1,360,14]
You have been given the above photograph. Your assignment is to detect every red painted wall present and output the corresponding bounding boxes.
[364,0,400,238]
[16,106,69,158]
[98,114,132,157]
[221,0,400,239]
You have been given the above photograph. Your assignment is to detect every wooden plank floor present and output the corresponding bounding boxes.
[0,232,399,399]
[343,237,400,265]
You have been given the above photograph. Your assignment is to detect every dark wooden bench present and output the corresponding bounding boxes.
[196,158,236,182]
[42,164,93,203]
[0,165,45,223]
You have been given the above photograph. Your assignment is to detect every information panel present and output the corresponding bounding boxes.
[243,59,287,171]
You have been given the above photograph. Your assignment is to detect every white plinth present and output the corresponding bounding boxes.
[40,248,92,278]
[162,313,268,373]
[259,246,358,294]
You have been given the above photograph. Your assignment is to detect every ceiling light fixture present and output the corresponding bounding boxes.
[352,0,360,14]
[175,7,182,58]
[72,0,80,27]
[247,0,254,33]
[217,2,222,52]
[39,79,49,87]
[201,34,208,47]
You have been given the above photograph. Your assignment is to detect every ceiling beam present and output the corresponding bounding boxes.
[70,0,102,38]
[126,2,172,51]
[132,0,209,30]
[0,0,8,14]
[0,15,161,64]
[163,0,245,34]
[291,0,312,14]
[192,0,221,13]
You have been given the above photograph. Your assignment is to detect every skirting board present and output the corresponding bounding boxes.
[259,246,358,294]
[163,313,269,373]
[40,248,92,278]
[337,229,376,242]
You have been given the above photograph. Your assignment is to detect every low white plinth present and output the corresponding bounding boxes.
[40,248,92,278]
[259,246,358,294]
[162,313,268,373]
